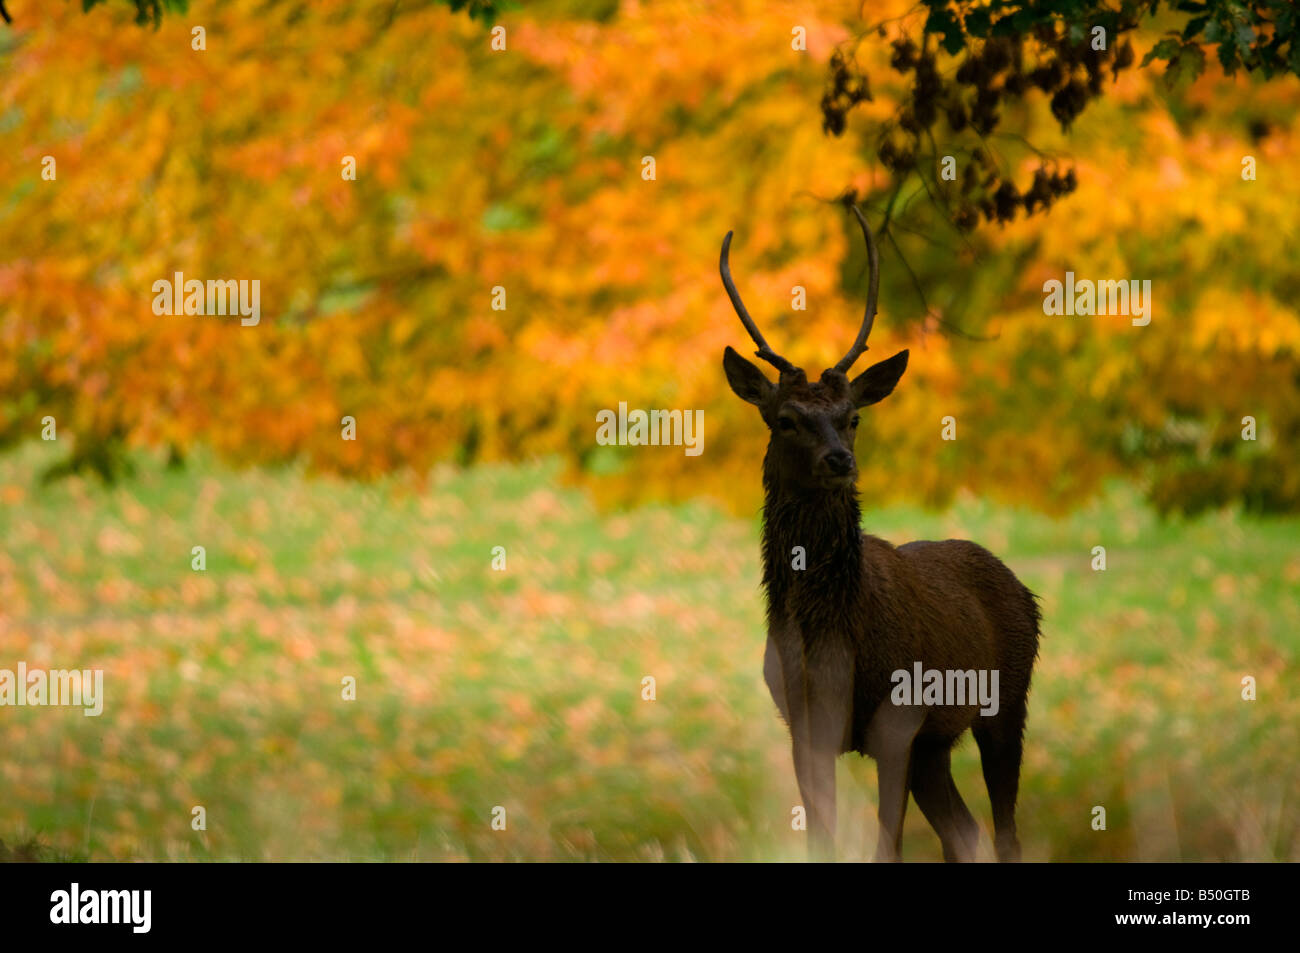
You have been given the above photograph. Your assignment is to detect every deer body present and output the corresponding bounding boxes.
[721,208,1041,862]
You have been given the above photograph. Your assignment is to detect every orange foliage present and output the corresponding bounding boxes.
[1,0,1297,513]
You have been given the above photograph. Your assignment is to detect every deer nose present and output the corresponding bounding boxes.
[824,449,854,475]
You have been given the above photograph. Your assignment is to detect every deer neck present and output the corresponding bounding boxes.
[760,452,865,630]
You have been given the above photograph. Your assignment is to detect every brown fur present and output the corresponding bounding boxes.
[725,350,1041,862]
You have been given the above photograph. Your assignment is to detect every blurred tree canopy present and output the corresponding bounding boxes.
[4,0,509,28]
[1,0,1297,516]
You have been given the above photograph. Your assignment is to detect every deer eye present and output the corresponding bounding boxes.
[778,417,797,433]
[850,414,860,428]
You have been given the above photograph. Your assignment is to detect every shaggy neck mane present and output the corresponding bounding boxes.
[760,446,865,634]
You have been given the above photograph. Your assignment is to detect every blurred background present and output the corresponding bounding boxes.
[0,0,1296,860]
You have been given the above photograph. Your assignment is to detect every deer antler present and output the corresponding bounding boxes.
[833,204,880,374]
[720,231,798,376]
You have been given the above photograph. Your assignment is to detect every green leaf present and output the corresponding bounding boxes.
[1218,38,1240,74]
[481,202,532,232]
[924,4,966,56]
[1164,39,1207,86]
[964,7,991,39]
[990,15,1017,37]
[1140,37,1182,68]
[1182,15,1209,39]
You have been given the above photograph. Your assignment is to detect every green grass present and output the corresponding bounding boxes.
[0,442,1297,861]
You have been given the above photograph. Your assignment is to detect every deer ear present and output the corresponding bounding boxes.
[850,349,908,407]
[723,346,775,406]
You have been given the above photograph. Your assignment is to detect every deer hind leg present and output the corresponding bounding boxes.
[973,703,1026,862]
[908,739,979,862]
[873,747,911,863]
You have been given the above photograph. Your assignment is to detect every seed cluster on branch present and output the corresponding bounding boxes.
[823,21,1139,232]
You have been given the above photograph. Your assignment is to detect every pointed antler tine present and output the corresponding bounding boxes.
[833,204,880,375]
[720,231,798,376]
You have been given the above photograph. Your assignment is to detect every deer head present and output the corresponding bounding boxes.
[721,205,909,492]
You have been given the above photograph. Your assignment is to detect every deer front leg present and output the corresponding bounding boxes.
[763,635,790,726]
[779,640,852,861]
[865,702,926,862]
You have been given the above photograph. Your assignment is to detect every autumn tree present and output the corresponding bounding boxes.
[1,0,1295,515]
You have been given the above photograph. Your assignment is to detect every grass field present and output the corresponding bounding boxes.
[1,442,1297,861]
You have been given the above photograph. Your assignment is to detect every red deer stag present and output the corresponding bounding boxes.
[720,205,1041,862]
